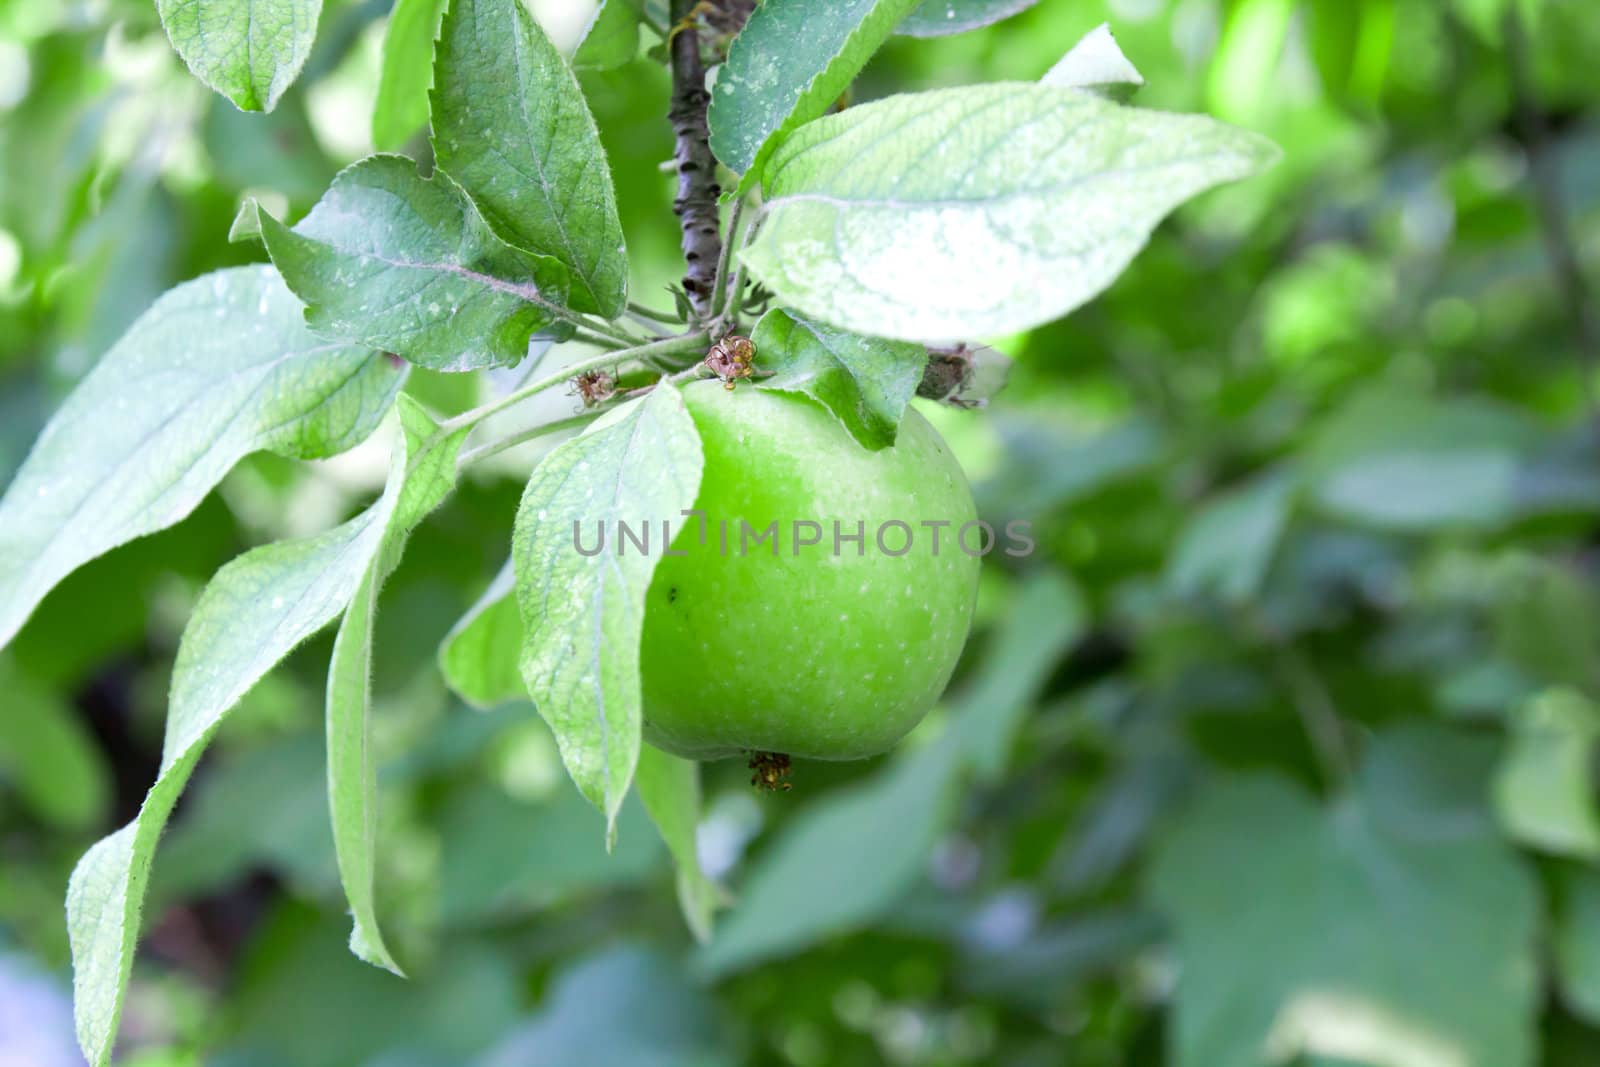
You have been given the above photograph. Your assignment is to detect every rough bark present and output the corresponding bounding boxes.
[668,0,722,323]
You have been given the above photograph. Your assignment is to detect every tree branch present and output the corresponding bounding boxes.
[668,0,723,324]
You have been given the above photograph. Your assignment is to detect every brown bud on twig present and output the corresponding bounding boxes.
[916,343,1013,408]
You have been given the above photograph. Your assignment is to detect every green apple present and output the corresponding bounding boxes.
[639,381,981,762]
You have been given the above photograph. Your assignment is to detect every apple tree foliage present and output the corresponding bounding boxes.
[1,0,1598,1065]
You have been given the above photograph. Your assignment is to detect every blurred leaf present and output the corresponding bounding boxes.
[204,94,336,203]
[636,745,720,942]
[373,0,448,150]
[1305,390,1543,532]
[66,409,438,1067]
[432,0,628,317]
[255,156,571,372]
[709,0,922,184]
[1489,555,1600,693]
[1306,0,1395,105]
[954,574,1086,779]
[157,0,322,112]
[151,732,338,903]
[695,731,964,978]
[439,559,524,709]
[1150,727,1540,1067]
[1042,22,1145,100]
[0,266,403,653]
[1454,0,1544,44]
[4,495,239,688]
[698,576,1080,975]
[1492,688,1600,859]
[959,908,1161,1006]
[0,35,106,258]
[574,0,641,71]
[437,781,661,923]
[978,417,1161,519]
[1167,471,1295,604]
[749,308,926,450]
[0,657,109,831]
[228,904,520,1067]
[1206,0,1293,124]
[896,0,1036,37]
[1055,733,1192,892]
[326,398,471,975]
[483,947,737,1067]
[513,387,703,836]
[1553,864,1600,1028]
[742,85,1278,342]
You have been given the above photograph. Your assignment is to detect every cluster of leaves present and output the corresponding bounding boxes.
[0,0,1275,1062]
[2,0,1599,1066]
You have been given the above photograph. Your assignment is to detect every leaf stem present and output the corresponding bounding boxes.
[570,328,635,351]
[628,300,684,326]
[457,410,603,467]
[710,194,748,320]
[518,294,637,345]
[443,332,710,434]
[718,220,757,332]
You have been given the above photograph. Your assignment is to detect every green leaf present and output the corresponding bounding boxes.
[326,397,472,975]
[1206,0,1294,125]
[439,558,525,709]
[897,0,1036,37]
[513,386,703,836]
[157,0,322,112]
[1042,22,1145,100]
[574,0,641,70]
[1148,727,1540,1067]
[636,745,720,942]
[749,308,927,450]
[1488,555,1600,692]
[67,413,432,1067]
[708,0,923,184]
[1492,688,1600,859]
[1553,864,1600,1027]
[373,0,448,150]
[256,155,571,372]
[226,908,522,1065]
[229,197,265,243]
[697,576,1080,976]
[695,732,964,978]
[487,948,737,1066]
[1305,390,1542,532]
[438,778,663,923]
[431,0,628,317]
[1166,471,1295,604]
[0,266,403,653]
[741,84,1278,342]
[150,733,337,904]
[204,93,336,202]
[951,574,1086,780]
[0,657,110,831]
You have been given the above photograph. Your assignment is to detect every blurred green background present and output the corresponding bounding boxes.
[3,0,1600,1064]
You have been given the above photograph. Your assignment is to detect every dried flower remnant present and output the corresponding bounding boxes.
[705,335,756,390]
